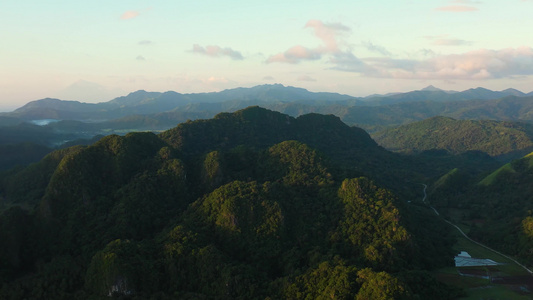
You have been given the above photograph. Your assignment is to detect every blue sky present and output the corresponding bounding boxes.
[1,0,533,110]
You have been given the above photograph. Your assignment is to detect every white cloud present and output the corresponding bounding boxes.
[433,39,471,46]
[297,75,317,82]
[328,52,368,73]
[425,35,472,46]
[362,41,392,56]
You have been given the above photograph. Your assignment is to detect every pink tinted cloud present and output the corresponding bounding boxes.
[436,5,478,11]
[192,44,243,60]
[452,0,482,3]
[266,45,321,64]
[356,47,533,80]
[304,19,350,52]
[267,20,350,64]
[121,11,140,20]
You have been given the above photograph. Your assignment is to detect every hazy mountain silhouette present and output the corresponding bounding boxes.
[5,84,531,122]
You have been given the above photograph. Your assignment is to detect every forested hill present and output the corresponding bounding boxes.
[0,107,460,299]
[430,151,533,266]
[157,107,495,194]
[373,116,533,159]
[160,106,377,156]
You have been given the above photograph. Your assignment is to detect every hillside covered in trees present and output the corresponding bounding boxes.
[0,107,461,299]
[429,151,533,265]
[2,85,533,175]
[373,116,533,160]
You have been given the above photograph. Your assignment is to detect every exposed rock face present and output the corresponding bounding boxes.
[108,276,133,297]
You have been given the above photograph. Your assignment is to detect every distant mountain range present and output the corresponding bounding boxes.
[3,84,533,123]
[3,84,357,121]
[2,84,533,157]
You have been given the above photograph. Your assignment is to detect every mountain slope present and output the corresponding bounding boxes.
[430,151,533,265]
[6,84,358,121]
[5,84,532,126]
[361,86,527,106]
[0,107,459,298]
[373,116,533,158]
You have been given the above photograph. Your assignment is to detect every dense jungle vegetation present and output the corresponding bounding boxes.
[0,107,463,299]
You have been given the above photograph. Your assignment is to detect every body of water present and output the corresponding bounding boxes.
[29,119,61,126]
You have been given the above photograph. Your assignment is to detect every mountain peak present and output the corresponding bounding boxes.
[420,85,442,92]
[501,88,525,96]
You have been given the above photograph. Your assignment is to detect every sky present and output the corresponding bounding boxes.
[1,0,533,111]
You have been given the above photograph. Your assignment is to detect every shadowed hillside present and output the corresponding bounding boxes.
[0,107,461,299]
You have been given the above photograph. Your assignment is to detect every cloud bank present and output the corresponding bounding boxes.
[267,19,533,83]
[335,47,533,80]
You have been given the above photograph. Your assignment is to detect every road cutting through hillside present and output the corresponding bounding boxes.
[421,183,533,275]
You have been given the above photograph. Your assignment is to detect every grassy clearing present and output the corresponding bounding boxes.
[434,270,489,289]
[452,234,529,276]
[459,285,531,300]
[434,225,533,299]
[479,163,515,186]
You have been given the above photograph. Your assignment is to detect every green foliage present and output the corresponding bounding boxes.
[283,261,359,299]
[0,207,36,280]
[432,151,533,264]
[85,239,158,297]
[201,150,224,190]
[428,168,473,208]
[1,146,82,205]
[356,268,408,300]
[373,116,533,159]
[0,142,51,171]
[478,162,516,186]
[0,107,462,298]
[265,140,332,188]
[399,205,456,270]
[0,255,87,300]
[332,178,410,270]
[523,216,533,238]
[398,270,464,300]
[192,181,284,268]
